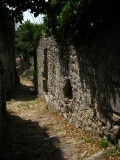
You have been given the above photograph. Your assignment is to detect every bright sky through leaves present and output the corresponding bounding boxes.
[23,9,44,24]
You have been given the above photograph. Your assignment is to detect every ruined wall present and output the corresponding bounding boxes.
[0,5,16,151]
[0,6,16,92]
[0,7,15,94]
[0,62,2,138]
[0,6,16,117]
[37,34,120,142]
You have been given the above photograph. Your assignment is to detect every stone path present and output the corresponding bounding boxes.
[1,78,120,160]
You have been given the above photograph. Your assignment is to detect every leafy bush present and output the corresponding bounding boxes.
[44,0,120,45]
[15,21,44,61]
[99,137,109,148]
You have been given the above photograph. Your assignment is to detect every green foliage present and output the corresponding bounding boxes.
[85,138,96,144]
[44,0,120,45]
[62,54,69,62]
[103,150,112,160]
[112,144,120,158]
[32,69,37,84]
[99,137,109,148]
[32,70,35,77]
[15,21,44,61]
[114,144,120,152]
[1,0,120,46]
[79,136,84,140]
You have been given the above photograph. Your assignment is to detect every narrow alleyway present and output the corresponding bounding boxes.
[1,78,119,160]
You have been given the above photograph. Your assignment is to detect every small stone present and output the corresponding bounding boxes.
[107,121,111,129]
[69,118,72,124]
[49,133,56,138]
[92,122,97,128]
[53,125,58,130]
[97,112,100,120]
[112,114,120,122]
[87,119,92,125]
[72,154,77,160]
[112,125,120,135]
[84,147,115,160]
[96,129,102,135]
[81,150,88,157]
[63,113,67,118]
[98,121,102,126]
[66,139,75,143]
[58,130,66,136]
[86,127,92,132]
[75,121,79,129]
[41,117,49,121]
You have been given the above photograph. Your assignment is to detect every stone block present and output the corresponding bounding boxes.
[111,113,120,123]
[86,127,92,132]
[75,121,80,129]
[87,119,92,125]
[112,125,120,135]
[91,122,97,128]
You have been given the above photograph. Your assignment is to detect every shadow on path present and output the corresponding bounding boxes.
[7,83,37,102]
[1,78,64,160]
[1,112,64,160]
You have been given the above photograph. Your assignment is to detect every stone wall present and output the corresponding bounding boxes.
[0,6,16,114]
[37,34,120,142]
[0,5,16,150]
[0,7,16,94]
[0,62,2,139]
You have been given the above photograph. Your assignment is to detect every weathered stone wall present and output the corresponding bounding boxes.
[0,8,15,94]
[0,62,2,139]
[0,6,16,92]
[0,6,16,116]
[37,34,120,142]
[0,5,16,150]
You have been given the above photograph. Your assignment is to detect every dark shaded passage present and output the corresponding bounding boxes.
[1,79,64,160]
[1,112,63,160]
[7,83,36,102]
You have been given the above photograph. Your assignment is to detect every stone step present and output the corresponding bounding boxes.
[84,147,115,160]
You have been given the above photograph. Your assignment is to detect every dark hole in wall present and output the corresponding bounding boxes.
[43,48,48,92]
[63,79,73,99]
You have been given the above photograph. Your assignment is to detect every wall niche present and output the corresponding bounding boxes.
[63,79,73,99]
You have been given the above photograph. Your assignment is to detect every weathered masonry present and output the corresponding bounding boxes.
[0,5,16,134]
[0,80,1,120]
[37,34,120,142]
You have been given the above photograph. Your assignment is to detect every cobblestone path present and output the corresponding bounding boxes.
[1,78,119,160]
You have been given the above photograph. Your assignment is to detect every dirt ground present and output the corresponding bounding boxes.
[1,78,120,160]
